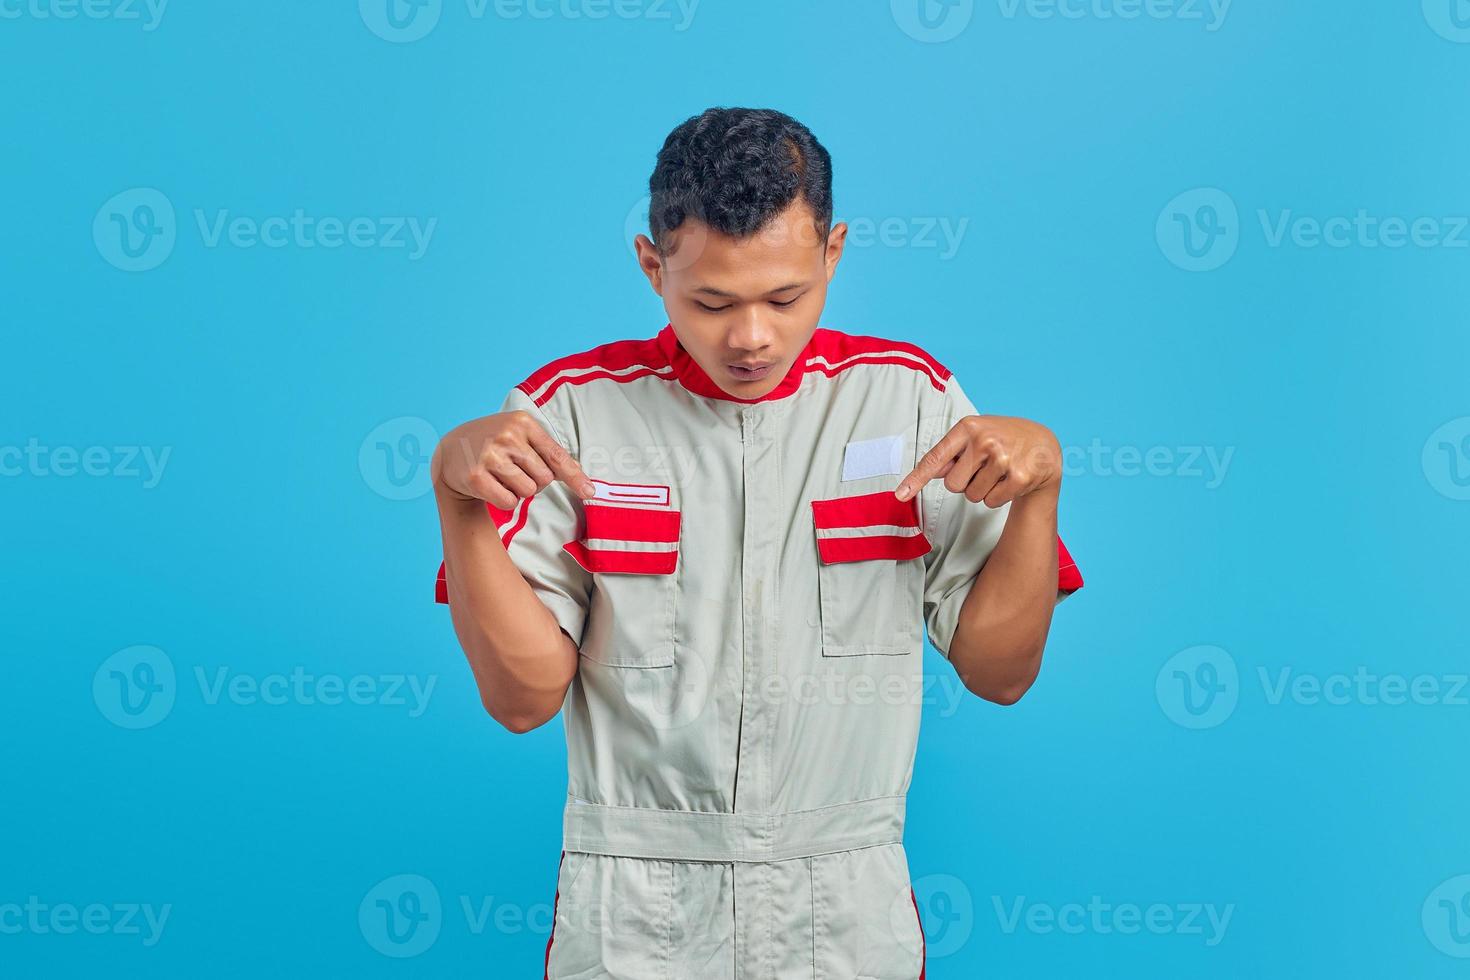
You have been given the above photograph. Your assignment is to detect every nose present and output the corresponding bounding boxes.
[725,309,777,356]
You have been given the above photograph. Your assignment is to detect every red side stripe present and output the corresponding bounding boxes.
[584,503,680,543]
[816,533,932,564]
[562,541,677,575]
[498,497,533,548]
[543,851,564,979]
[811,491,922,530]
[434,499,536,605]
[911,887,927,979]
[1058,537,1084,592]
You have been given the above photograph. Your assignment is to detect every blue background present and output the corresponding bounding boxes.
[4,0,1469,975]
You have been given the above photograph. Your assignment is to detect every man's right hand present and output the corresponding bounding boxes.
[431,411,596,511]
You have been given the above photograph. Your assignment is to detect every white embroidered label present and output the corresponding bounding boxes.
[841,433,906,482]
[590,480,671,506]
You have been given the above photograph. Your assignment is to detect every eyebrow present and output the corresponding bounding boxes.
[693,282,806,299]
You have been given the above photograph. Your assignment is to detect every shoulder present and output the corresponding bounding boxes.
[805,328,953,392]
[513,334,671,408]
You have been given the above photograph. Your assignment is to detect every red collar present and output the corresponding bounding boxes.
[655,323,813,403]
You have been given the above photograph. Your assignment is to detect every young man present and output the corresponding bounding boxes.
[432,108,1083,979]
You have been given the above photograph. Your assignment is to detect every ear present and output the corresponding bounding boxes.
[634,233,664,296]
[824,221,848,282]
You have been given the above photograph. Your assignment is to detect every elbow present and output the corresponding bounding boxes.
[481,695,556,734]
[959,651,1043,706]
[491,708,554,734]
[970,678,1040,708]
[973,680,1034,706]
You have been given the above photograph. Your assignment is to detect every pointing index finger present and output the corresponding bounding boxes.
[525,423,596,500]
[895,426,965,501]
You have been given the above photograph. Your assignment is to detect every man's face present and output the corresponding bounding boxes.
[635,200,848,399]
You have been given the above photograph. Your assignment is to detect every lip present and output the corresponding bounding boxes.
[726,361,777,382]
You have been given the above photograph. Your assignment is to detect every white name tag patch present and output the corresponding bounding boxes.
[590,479,671,506]
[841,433,906,482]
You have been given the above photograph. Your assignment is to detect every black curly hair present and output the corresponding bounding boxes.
[648,107,833,254]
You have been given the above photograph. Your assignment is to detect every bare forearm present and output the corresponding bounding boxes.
[947,487,1060,704]
[436,490,578,732]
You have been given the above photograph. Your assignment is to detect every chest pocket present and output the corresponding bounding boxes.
[564,496,680,668]
[810,490,930,657]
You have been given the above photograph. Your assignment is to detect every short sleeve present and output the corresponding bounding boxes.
[433,387,593,645]
[918,374,1084,660]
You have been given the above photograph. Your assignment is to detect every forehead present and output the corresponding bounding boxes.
[665,204,826,286]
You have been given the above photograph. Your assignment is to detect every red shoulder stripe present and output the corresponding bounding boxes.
[807,329,952,382]
[517,337,670,406]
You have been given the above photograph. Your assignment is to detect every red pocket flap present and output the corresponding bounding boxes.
[583,502,680,543]
[811,491,931,564]
[811,490,922,530]
[564,502,681,575]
